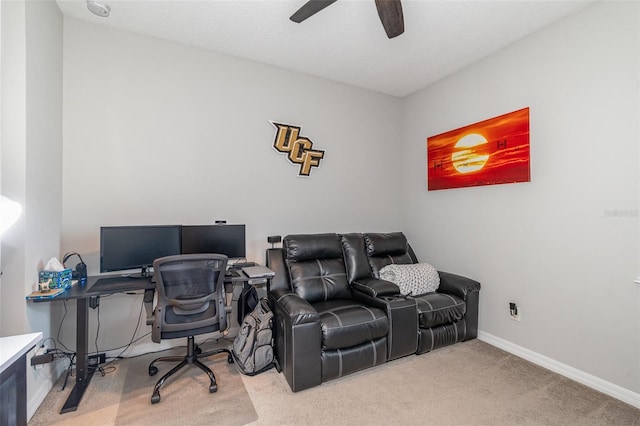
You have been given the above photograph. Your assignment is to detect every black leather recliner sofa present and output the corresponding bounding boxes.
[266,232,481,392]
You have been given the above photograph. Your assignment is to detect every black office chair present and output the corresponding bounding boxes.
[145,254,234,404]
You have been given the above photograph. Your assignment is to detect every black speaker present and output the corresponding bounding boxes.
[63,252,87,284]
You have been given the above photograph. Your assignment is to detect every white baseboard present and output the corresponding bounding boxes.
[111,340,179,358]
[478,331,640,409]
[103,330,238,359]
[28,378,53,421]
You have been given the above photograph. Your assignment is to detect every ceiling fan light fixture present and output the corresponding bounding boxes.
[87,0,110,17]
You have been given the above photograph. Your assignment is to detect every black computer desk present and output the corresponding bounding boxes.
[32,271,253,414]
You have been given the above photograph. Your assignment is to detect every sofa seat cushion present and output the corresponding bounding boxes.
[321,337,387,382]
[312,299,388,351]
[413,292,465,329]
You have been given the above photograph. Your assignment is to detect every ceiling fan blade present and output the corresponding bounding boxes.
[290,0,339,23]
[374,0,404,39]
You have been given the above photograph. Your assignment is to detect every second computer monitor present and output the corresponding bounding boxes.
[181,224,246,259]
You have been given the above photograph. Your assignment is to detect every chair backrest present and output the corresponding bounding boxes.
[363,232,417,278]
[283,233,351,304]
[152,254,228,342]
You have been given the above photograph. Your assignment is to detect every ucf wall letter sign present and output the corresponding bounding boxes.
[271,122,325,177]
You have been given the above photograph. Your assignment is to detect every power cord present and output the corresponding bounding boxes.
[97,293,149,370]
[49,290,228,382]
[47,292,142,384]
[55,300,74,353]
[34,300,79,391]
[61,353,76,391]
[33,337,75,371]
[94,302,101,356]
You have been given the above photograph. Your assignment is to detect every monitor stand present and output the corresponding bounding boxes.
[126,266,152,279]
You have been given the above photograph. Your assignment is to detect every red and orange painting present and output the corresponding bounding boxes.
[427,107,530,191]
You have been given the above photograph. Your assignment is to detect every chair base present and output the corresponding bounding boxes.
[148,335,234,404]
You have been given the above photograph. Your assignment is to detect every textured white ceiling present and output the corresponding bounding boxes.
[55,0,593,97]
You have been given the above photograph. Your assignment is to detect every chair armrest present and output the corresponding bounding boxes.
[437,271,481,300]
[352,278,400,298]
[143,288,155,326]
[269,288,319,325]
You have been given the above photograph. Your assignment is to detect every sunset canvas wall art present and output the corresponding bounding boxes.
[427,107,530,191]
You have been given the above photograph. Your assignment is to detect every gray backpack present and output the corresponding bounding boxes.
[232,298,274,375]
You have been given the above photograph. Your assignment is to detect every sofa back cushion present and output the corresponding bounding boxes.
[284,234,351,304]
[364,232,415,278]
[340,233,372,283]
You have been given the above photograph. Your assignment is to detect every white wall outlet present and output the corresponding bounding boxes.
[509,302,521,322]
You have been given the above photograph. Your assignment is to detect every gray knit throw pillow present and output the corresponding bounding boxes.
[379,263,440,296]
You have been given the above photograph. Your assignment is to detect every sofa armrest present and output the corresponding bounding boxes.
[438,271,481,341]
[268,288,322,392]
[437,271,481,300]
[269,288,319,325]
[352,278,400,298]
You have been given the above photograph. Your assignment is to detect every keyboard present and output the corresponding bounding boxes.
[231,261,256,269]
[89,277,151,293]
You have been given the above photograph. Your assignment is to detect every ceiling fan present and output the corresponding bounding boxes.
[290,0,404,39]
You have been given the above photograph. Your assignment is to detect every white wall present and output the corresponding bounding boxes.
[62,18,403,267]
[1,0,28,337]
[1,0,64,419]
[39,0,638,410]
[61,18,402,353]
[402,0,639,396]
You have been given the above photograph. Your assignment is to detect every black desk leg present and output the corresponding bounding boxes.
[60,297,95,414]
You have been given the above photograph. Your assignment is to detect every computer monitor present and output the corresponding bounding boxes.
[181,224,246,259]
[100,225,182,276]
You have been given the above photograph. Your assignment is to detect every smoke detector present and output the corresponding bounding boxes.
[87,1,110,17]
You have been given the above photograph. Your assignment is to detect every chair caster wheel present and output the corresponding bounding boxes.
[227,355,234,364]
[151,392,161,404]
[209,384,218,393]
[149,365,158,376]
[195,346,202,355]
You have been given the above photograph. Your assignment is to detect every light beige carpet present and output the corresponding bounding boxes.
[114,348,257,426]
[242,340,640,426]
[30,339,640,425]
[29,340,257,426]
